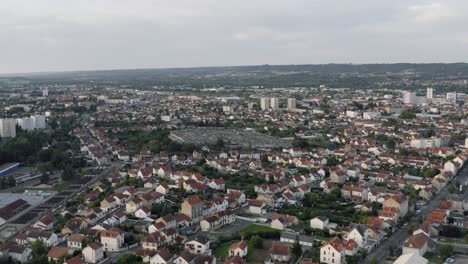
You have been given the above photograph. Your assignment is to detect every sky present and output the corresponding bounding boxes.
[1,0,468,74]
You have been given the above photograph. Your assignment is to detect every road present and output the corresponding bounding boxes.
[363,164,468,263]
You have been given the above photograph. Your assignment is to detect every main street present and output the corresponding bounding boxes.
[363,164,468,263]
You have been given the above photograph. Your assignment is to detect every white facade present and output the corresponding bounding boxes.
[270,97,279,110]
[320,244,345,264]
[223,105,233,113]
[410,138,448,149]
[446,92,457,103]
[426,88,433,99]
[346,111,360,118]
[15,115,46,131]
[310,217,329,230]
[345,227,368,248]
[260,97,270,110]
[33,115,46,129]
[403,91,416,104]
[185,239,210,255]
[0,118,16,138]
[83,243,104,264]
[16,117,35,131]
[287,98,296,109]
[101,233,124,252]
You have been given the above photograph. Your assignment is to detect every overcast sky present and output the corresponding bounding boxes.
[1,0,468,74]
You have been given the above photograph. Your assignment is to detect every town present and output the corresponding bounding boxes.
[0,66,467,264]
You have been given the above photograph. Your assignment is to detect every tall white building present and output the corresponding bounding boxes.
[16,117,35,131]
[16,115,46,131]
[222,105,233,113]
[287,98,297,109]
[403,91,416,104]
[270,97,279,110]
[446,92,457,103]
[42,88,48,97]
[426,88,433,99]
[32,115,46,129]
[260,97,270,110]
[0,118,17,138]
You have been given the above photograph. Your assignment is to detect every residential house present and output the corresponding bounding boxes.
[248,199,266,215]
[33,214,56,230]
[270,242,291,263]
[402,233,434,256]
[271,213,299,230]
[150,248,173,264]
[47,247,69,262]
[185,236,211,255]
[67,234,85,251]
[383,195,409,218]
[82,242,104,264]
[310,216,329,230]
[100,228,124,252]
[320,238,345,264]
[229,240,248,257]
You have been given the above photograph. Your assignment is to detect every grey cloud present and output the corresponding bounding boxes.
[0,0,467,73]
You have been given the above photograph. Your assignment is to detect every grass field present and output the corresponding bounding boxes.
[425,253,444,264]
[240,224,277,234]
[213,241,233,258]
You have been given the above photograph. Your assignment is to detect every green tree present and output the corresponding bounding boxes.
[31,239,47,258]
[115,253,143,264]
[26,255,49,264]
[369,258,378,264]
[61,165,75,181]
[384,138,396,149]
[291,236,302,258]
[388,244,396,256]
[407,223,417,234]
[251,235,263,249]
[40,173,50,184]
[440,244,453,259]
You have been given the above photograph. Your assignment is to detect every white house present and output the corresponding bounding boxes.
[402,233,433,256]
[67,234,85,251]
[229,240,248,257]
[185,236,211,255]
[248,199,266,215]
[320,238,345,264]
[150,248,173,264]
[82,242,104,264]
[310,216,329,230]
[3,243,31,263]
[135,206,151,219]
[126,197,143,213]
[393,252,428,264]
[100,228,124,252]
[344,225,368,248]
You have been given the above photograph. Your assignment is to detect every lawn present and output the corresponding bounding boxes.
[424,253,444,264]
[440,238,468,245]
[213,242,234,258]
[240,224,277,234]
[246,239,273,264]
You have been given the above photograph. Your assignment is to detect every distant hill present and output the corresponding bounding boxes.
[3,63,468,90]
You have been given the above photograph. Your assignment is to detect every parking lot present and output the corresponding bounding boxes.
[170,128,292,148]
[199,219,258,240]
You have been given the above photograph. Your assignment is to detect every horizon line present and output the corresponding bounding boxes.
[1,61,467,77]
